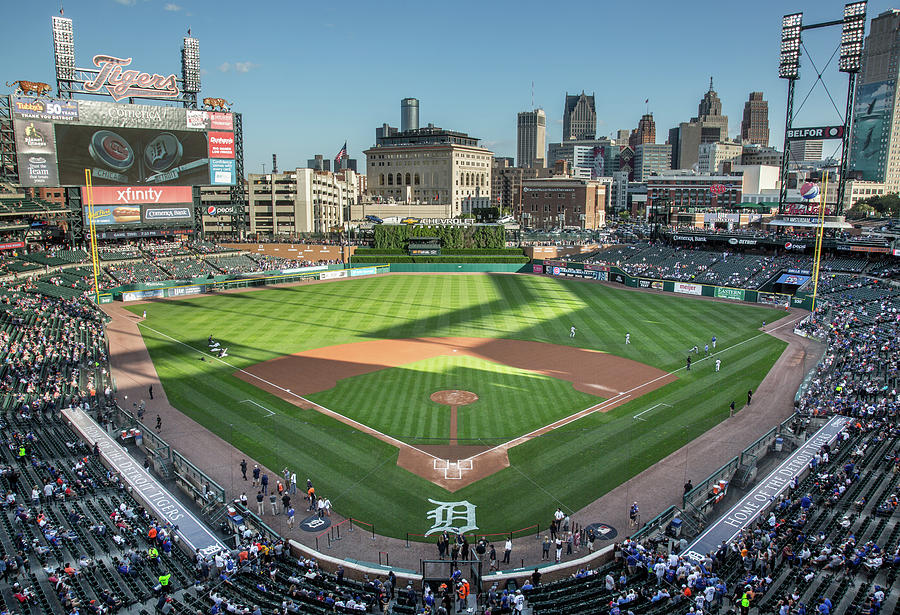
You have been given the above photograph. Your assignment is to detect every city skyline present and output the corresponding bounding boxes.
[1,0,894,173]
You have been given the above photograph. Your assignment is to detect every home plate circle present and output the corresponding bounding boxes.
[430,390,478,405]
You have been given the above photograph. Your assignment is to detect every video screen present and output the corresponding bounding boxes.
[55,125,210,186]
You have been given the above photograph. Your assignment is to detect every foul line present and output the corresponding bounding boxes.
[240,399,275,417]
[137,323,445,463]
[634,403,671,421]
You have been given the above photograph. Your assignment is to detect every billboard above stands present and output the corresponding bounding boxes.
[12,96,79,121]
[11,96,235,187]
[96,228,191,239]
[209,159,236,185]
[775,273,811,285]
[143,204,192,223]
[207,132,235,158]
[82,186,193,227]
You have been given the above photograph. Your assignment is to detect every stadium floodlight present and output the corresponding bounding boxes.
[780,13,803,80]
[52,16,75,81]
[839,1,867,73]
[181,36,201,94]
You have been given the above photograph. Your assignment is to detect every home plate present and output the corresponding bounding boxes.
[433,458,473,480]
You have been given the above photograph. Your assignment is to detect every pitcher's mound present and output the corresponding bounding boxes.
[431,390,478,406]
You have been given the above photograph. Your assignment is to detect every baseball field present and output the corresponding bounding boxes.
[129,273,786,539]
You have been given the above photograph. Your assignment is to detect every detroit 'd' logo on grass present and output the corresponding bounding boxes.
[425,499,478,536]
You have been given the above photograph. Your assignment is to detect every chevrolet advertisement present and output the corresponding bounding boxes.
[11,96,236,187]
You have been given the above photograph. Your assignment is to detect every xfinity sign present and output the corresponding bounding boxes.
[786,126,844,141]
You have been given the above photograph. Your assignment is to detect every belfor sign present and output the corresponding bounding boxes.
[785,126,844,140]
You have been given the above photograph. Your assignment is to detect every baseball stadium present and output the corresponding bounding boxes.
[0,5,899,615]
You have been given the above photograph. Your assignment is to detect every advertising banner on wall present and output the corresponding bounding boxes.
[532,264,544,274]
[281,265,327,274]
[549,266,598,279]
[320,270,348,280]
[123,289,165,302]
[638,279,665,290]
[350,267,378,277]
[167,285,204,297]
[674,282,702,295]
[714,287,746,301]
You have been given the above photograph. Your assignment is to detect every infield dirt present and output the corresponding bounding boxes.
[237,337,674,490]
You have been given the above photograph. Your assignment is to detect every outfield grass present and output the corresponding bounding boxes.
[131,274,787,540]
[308,355,603,445]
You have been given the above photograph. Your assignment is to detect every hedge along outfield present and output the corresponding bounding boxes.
[130,274,787,540]
[351,255,529,263]
[373,224,506,250]
[354,248,525,256]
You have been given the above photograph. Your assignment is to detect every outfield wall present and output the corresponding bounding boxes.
[111,265,389,301]
[388,263,532,273]
[534,259,814,311]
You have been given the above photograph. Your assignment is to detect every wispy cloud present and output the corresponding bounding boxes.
[112,0,137,5]
[164,3,183,11]
[218,61,259,74]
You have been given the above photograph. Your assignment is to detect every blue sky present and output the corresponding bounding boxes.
[2,0,896,173]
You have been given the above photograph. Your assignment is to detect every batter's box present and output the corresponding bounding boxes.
[433,458,473,480]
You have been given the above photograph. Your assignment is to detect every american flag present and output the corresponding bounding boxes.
[334,141,348,164]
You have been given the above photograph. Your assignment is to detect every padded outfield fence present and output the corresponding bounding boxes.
[532,259,815,311]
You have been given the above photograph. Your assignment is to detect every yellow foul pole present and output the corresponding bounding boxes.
[810,174,828,316]
[84,169,101,305]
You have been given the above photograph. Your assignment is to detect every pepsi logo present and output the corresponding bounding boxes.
[799,182,819,200]
[206,206,217,216]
